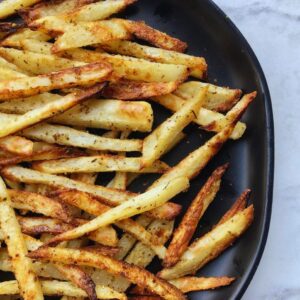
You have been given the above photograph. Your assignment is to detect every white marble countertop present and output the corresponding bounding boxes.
[213,1,300,299]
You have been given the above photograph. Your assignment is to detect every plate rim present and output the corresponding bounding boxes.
[205,0,275,298]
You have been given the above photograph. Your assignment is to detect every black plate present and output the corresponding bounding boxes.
[0,1,274,299]
[122,0,274,299]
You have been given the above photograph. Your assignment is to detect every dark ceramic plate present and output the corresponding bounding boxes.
[0,0,274,299]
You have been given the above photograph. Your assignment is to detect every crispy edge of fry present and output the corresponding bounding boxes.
[0,136,33,156]
[44,177,189,245]
[0,177,43,300]
[28,247,186,300]
[163,164,228,268]
[122,19,187,52]
[102,80,178,100]
[0,280,126,299]
[142,87,207,167]
[8,189,73,222]
[158,205,254,280]
[0,0,41,19]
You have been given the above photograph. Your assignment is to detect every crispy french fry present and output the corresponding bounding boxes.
[150,92,256,190]
[1,166,136,206]
[0,136,33,156]
[0,22,22,40]
[103,40,207,78]
[132,276,235,294]
[121,20,187,52]
[70,173,98,185]
[56,190,168,259]
[174,81,242,112]
[0,85,106,138]
[158,205,254,280]
[145,202,182,221]
[142,87,207,167]
[29,247,185,300]
[44,177,189,245]
[0,62,111,100]
[33,155,169,174]
[0,177,43,300]
[31,17,130,51]
[163,164,228,267]
[102,80,178,100]
[0,47,84,75]
[20,0,97,23]
[0,0,41,18]
[8,189,72,222]
[153,93,246,139]
[60,47,189,83]
[0,280,126,299]
[22,123,142,152]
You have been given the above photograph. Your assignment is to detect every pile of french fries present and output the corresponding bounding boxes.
[0,0,256,299]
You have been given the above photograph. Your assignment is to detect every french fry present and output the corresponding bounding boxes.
[0,62,111,100]
[0,136,33,156]
[8,189,72,222]
[31,17,130,51]
[103,40,207,78]
[0,22,22,40]
[28,247,186,300]
[145,202,182,221]
[1,166,136,206]
[44,177,189,245]
[70,173,98,185]
[22,123,143,152]
[41,0,137,23]
[33,155,169,174]
[121,20,187,52]
[0,96,153,132]
[1,28,50,47]
[56,190,168,259]
[0,280,126,299]
[163,164,228,267]
[152,93,246,139]
[0,0,41,19]
[142,87,207,167]
[0,177,43,300]
[132,276,235,294]
[0,47,84,75]
[174,81,242,112]
[0,85,106,138]
[60,47,189,83]
[149,92,256,190]
[158,205,254,280]
[102,80,178,100]
[20,0,98,23]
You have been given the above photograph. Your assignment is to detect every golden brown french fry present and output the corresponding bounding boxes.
[20,0,97,23]
[8,189,72,222]
[0,62,111,100]
[0,0,41,18]
[0,280,126,299]
[44,177,189,245]
[145,202,182,221]
[0,177,43,300]
[29,247,185,300]
[0,136,33,156]
[56,190,168,259]
[158,205,254,280]
[163,164,228,267]
[120,20,187,52]
[103,40,207,78]
[0,63,27,78]
[0,85,106,138]
[142,87,207,167]
[174,81,242,112]
[60,47,189,83]
[22,123,143,152]
[132,276,235,294]
[31,17,130,51]
[1,166,136,206]
[102,80,178,100]
[32,155,169,174]
[0,47,84,75]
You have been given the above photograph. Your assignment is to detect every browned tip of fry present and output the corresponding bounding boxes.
[0,22,23,36]
[217,189,251,226]
[146,202,182,220]
[81,245,119,257]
